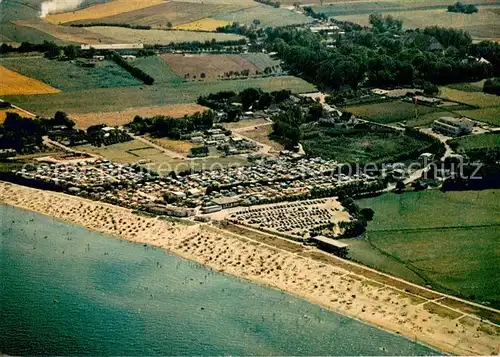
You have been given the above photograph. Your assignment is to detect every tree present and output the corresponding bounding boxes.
[167,22,173,28]
[360,208,375,221]
[54,111,75,129]
[240,88,262,110]
[64,45,79,60]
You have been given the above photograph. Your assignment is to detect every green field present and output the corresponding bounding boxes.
[439,87,500,108]
[3,73,315,116]
[346,190,500,307]
[301,129,429,163]
[75,140,250,174]
[458,106,500,126]
[447,80,486,93]
[449,132,500,150]
[133,56,182,84]
[404,111,460,128]
[0,57,141,91]
[343,100,440,125]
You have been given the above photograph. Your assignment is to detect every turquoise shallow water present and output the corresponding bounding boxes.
[0,204,439,355]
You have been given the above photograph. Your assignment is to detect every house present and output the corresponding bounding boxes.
[433,117,473,137]
[211,196,243,209]
[191,136,204,143]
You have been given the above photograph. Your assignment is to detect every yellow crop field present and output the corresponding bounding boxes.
[45,0,165,24]
[0,66,61,96]
[175,18,231,31]
[70,103,207,129]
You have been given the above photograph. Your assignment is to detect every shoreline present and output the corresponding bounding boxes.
[0,182,499,356]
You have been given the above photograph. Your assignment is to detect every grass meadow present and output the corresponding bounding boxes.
[75,140,250,174]
[449,132,500,150]
[346,190,500,307]
[301,129,429,163]
[343,100,439,124]
[0,58,141,91]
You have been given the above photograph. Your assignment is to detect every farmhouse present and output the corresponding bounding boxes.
[433,117,473,137]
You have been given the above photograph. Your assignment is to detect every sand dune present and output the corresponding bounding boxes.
[0,182,498,356]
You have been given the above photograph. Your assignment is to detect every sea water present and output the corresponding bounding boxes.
[0,204,439,355]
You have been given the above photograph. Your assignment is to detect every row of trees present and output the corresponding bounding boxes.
[110,52,154,85]
[447,2,478,14]
[70,23,152,30]
[198,88,292,112]
[254,0,280,8]
[150,39,247,53]
[126,111,215,139]
[303,6,329,21]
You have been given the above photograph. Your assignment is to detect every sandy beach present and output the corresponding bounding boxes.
[0,182,498,356]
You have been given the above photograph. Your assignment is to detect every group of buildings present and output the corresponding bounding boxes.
[12,155,379,219]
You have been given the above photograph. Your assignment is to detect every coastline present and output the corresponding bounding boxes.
[1,182,498,356]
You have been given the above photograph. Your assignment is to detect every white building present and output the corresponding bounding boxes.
[433,117,473,137]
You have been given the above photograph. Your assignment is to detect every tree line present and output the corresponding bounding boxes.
[0,111,75,153]
[149,39,247,53]
[70,23,152,30]
[126,111,216,139]
[447,2,478,14]
[110,52,154,85]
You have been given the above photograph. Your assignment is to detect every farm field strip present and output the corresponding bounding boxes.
[332,6,500,41]
[439,87,500,108]
[174,18,232,31]
[68,1,247,28]
[0,57,141,92]
[13,19,120,45]
[343,100,440,124]
[70,103,208,129]
[161,53,259,79]
[83,26,245,44]
[2,76,315,117]
[457,106,500,127]
[214,5,312,28]
[45,0,165,24]
[449,132,500,150]
[0,65,61,96]
[312,0,500,16]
